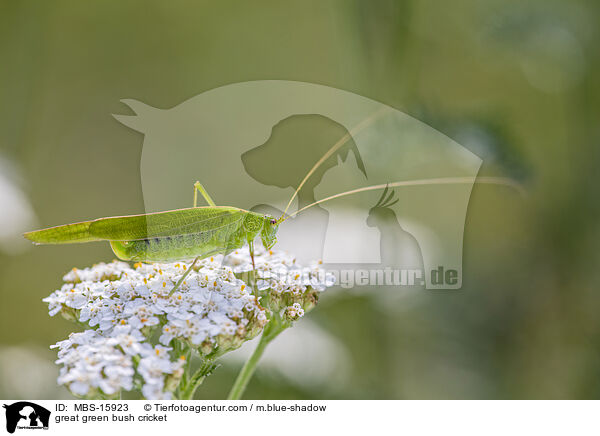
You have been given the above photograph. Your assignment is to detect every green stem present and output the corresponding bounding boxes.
[227,314,288,400]
[180,360,216,400]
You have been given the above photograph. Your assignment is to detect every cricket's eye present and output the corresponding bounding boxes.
[270,219,277,225]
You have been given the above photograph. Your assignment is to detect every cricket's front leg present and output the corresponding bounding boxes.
[248,240,256,270]
[247,240,258,299]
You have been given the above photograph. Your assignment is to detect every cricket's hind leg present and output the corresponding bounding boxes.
[193,181,216,207]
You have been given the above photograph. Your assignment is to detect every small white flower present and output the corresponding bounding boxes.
[285,303,305,321]
[142,381,171,400]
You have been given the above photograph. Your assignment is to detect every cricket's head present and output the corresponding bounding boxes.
[260,215,279,250]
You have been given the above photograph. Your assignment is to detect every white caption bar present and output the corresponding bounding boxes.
[1,400,597,436]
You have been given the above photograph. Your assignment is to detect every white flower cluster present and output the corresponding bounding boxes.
[223,246,336,316]
[225,246,335,289]
[52,327,183,399]
[46,260,267,346]
[44,247,336,399]
[45,257,266,398]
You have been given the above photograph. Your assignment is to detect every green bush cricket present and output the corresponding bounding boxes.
[23,111,388,295]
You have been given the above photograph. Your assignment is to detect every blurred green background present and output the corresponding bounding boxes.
[1,0,599,399]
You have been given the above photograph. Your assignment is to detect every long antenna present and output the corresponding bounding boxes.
[279,106,391,221]
[280,176,525,223]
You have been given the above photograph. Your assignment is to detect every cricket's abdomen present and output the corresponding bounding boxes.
[110,231,241,262]
[107,212,263,262]
[110,220,245,262]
